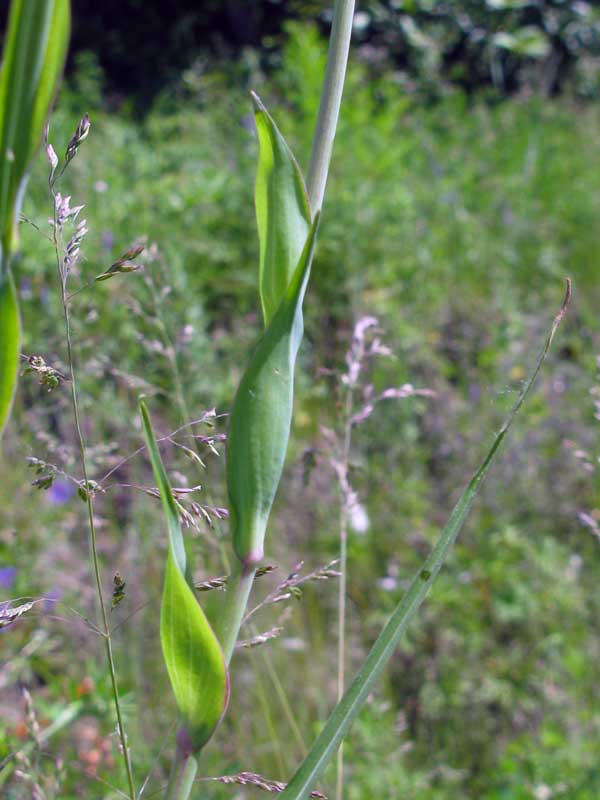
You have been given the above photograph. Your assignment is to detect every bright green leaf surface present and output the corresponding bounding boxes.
[0,268,19,437]
[227,214,319,567]
[279,286,570,800]
[253,92,312,327]
[0,0,70,257]
[0,0,69,437]
[140,401,229,751]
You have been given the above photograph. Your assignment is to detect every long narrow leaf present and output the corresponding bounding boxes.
[0,269,18,436]
[280,282,571,799]
[0,0,70,256]
[227,213,320,567]
[253,92,312,327]
[0,0,70,435]
[140,401,229,751]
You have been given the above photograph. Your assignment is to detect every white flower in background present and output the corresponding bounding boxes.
[349,498,370,534]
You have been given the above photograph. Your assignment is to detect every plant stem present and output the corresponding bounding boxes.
[217,560,257,664]
[53,206,136,800]
[306,0,355,212]
[279,282,571,800]
[335,382,354,800]
[216,0,355,682]
[210,0,356,746]
[165,747,198,800]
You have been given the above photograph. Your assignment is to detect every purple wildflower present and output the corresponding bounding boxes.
[0,566,17,590]
[47,480,75,505]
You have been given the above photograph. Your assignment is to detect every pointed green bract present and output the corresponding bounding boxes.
[0,0,70,435]
[226,96,318,570]
[253,92,312,327]
[140,401,229,751]
[227,214,319,568]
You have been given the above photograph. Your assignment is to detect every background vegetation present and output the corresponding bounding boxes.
[1,10,600,800]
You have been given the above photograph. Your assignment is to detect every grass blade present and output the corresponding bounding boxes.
[140,401,229,751]
[279,280,571,800]
[0,0,70,435]
[0,268,19,436]
[0,0,70,255]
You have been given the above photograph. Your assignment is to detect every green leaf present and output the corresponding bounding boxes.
[253,92,312,327]
[279,283,570,800]
[492,28,550,58]
[140,401,229,751]
[0,268,19,436]
[0,0,70,437]
[0,0,70,257]
[227,213,320,568]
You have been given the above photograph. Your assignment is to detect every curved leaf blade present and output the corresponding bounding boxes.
[0,0,70,255]
[279,283,571,799]
[0,268,19,436]
[140,401,229,751]
[253,92,312,327]
[0,0,70,437]
[227,214,319,567]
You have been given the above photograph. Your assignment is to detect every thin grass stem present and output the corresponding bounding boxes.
[147,271,232,575]
[251,651,288,777]
[52,192,136,800]
[335,382,354,800]
[137,720,177,800]
[250,622,307,756]
[217,560,257,664]
[164,748,198,800]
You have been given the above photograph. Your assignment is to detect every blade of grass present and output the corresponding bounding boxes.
[0,0,70,255]
[279,280,571,800]
[0,0,70,434]
[0,268,18,436]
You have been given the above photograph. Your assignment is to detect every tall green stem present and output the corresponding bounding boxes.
[165,747,198,800]
[217,0,355,673]
[306,0,355,212]
[216,560,257,664]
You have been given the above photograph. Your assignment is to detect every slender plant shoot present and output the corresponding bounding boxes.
[279,281,571,800]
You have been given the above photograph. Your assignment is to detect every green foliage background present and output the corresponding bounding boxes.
[1,21,600,800]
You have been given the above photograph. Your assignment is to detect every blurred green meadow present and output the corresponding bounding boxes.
[1,21,600,800]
